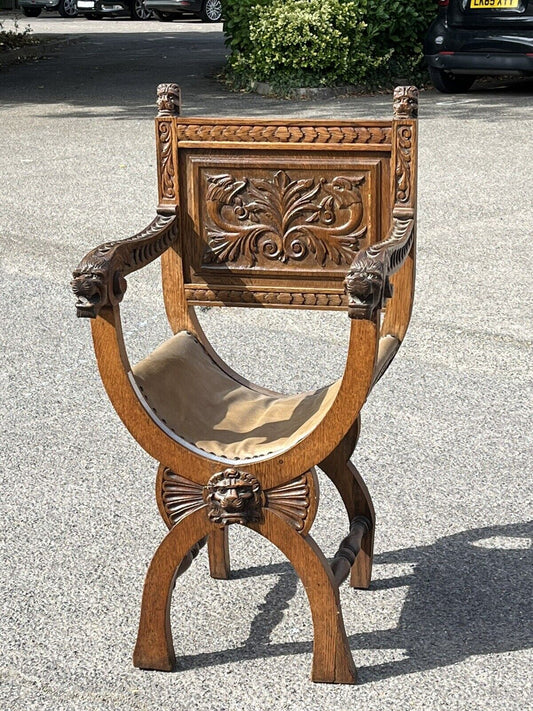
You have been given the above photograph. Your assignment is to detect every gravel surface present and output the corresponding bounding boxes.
[1,14,532,711]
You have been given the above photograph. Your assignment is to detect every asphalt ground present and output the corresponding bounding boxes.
[1,13,532,711]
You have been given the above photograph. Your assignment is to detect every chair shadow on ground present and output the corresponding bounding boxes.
[176,521,532,683]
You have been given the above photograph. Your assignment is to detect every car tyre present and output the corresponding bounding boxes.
[58,0,78,16]
[154,10,177,20]
[429,66,475,94]
[199,0,222,22]
[130,0,153,19]
[22,7,42,15]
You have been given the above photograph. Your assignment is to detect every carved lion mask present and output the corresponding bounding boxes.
[393,86,419,119]
[204,469,263,526]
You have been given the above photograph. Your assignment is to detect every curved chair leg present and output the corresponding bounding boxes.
[133,508,211,671]
[252,509,358,684]
[321,454,375,590]
[207,527,230,580]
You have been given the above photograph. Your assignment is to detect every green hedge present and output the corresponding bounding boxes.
[223,0,435,90]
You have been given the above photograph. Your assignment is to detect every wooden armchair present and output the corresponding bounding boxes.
[71,84,418,684]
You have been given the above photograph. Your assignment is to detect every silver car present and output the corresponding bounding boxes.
[19,0,78,17]
[144,0,222,22]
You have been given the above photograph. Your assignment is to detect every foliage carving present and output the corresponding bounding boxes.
[203,170,366,268]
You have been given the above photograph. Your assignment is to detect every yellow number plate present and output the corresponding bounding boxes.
[470,0,519,8]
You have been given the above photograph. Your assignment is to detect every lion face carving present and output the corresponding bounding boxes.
[393,86,419,119]
[71,266,106,318]
[157,83,181,116]
[204,469,263,526]
[344,257,386,318]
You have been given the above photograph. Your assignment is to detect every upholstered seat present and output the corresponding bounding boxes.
[133,330,340,460]
[133,330,399,460]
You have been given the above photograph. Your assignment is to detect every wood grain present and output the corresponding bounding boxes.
[133,508,211,671]
[251,509,357,683]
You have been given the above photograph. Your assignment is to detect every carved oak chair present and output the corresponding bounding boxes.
[72,84,418,684]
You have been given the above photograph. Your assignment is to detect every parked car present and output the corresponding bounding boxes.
[19,0,78,17]
[144,0,222,22]
[77,0,153,19]
[424,0,533,92]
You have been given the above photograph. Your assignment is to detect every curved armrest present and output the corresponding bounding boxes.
[344,210,414,319]
[71,214,178,318]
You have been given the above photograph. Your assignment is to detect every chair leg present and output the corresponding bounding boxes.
[207,527,230,579]
[252,509,358,684]
[321,457,375,589]
[133,508,211,671]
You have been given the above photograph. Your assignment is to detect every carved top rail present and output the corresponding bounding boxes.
[171,121,393,147]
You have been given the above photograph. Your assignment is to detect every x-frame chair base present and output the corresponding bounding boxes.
[133,425,374,684]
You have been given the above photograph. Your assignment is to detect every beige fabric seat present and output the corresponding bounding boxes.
[132,331,341,460]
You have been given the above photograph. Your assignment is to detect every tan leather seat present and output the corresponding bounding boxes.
[133,330,340,460]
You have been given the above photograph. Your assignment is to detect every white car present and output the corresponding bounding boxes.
[77,0,153,20]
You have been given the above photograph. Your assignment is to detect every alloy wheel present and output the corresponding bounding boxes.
[132,0,153,20]
[202,0,222,22]
[58,0,79,17]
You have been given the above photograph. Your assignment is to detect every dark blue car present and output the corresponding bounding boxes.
[424,0,533,92]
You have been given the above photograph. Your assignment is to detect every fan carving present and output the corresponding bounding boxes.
[160,468,312,532]
[264,475,310,532]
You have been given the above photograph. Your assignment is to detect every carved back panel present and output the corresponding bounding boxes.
[156,112,414,311]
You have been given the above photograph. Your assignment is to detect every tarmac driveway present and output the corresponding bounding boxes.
[0,14,532,711]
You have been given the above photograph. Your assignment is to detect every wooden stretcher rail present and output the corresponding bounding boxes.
[330,516,372,586]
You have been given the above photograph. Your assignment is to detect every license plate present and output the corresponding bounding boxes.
[470,0,519,8]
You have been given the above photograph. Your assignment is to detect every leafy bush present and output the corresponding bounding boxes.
[225,0,386,88]
[222,0,435,90]
[223,0,272,58]
[0,18,37,53]
[365,0,436,78]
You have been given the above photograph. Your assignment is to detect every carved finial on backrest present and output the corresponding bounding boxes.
[157,83,181,116]
[393,86,419,119]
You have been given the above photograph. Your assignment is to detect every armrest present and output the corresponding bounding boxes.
[71,214,178,318]
[344,210,414,319]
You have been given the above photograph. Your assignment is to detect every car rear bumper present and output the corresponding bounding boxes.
[424,19,533,73]
[78,0,129,12]
[427,51,533,73]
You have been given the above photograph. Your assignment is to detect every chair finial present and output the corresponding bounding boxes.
[157,83,181,116]
[393,85,419,119]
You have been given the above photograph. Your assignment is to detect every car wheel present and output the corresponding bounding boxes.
[58,0,78,16]
[130,0,153,19]
[154,10,176,21]
[199,0,222,22]
[429,66,475,94]
[22,7,42,15]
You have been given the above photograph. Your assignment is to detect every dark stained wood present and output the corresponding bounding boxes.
[330,516,371,587]
[72,85,418,684]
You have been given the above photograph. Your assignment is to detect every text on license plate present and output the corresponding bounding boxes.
[470,0,519,8]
